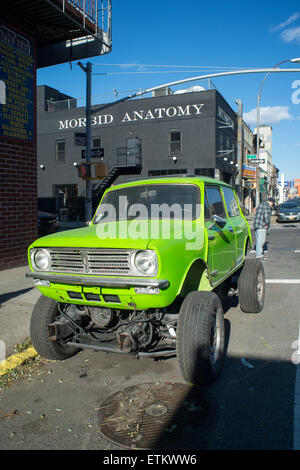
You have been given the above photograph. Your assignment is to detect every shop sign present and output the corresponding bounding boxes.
[242,164,256,179]
[0,25,34,141]
[58,103,205,130]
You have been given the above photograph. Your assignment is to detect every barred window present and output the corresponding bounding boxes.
[169,131,182,155]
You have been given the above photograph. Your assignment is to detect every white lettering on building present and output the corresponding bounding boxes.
[58,104,205,129]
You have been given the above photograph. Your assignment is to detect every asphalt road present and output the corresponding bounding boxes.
[0,223,300,451]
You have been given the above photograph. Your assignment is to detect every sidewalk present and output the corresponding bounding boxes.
[0,265,40,358]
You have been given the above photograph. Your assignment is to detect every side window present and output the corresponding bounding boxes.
[222,187,240,217]
[205,186,226,218]
[204,193,211,220]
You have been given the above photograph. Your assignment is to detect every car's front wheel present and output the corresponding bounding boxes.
[30,296,80,360]
[176,291,225,386]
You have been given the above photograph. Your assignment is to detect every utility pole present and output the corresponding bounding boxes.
[256,94,261,207]
[78,61,93,222]
[235,99,243,200]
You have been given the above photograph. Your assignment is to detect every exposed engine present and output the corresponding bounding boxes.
[54,304,177,356]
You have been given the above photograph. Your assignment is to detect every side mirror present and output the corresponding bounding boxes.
[212,214,226,229]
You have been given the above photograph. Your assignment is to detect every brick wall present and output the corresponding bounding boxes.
[0,138,38,270]
[0,21,38,271]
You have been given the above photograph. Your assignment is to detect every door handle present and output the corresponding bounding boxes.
[208,235,215,240]
[228,227,234,232]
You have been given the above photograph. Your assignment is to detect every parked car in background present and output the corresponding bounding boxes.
[38,211,60,235]
[276,201,300,223]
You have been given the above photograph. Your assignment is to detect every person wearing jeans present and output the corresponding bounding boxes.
[253,198,274,259]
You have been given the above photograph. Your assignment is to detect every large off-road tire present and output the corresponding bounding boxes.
[30,296,79,360]
[176,291,225,386]
[238,259,265,313]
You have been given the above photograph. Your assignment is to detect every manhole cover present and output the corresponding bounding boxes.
[98,382,219,449]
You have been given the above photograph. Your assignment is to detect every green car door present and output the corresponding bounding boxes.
[205,185,236,283]
[221,186,248,266]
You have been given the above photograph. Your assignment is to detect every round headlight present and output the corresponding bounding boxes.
[133,250,158,276]
[33,249,51,271]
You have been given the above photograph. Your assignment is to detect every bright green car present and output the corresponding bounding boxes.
[27,176,265,385]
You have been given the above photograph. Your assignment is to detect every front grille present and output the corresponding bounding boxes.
[49,248,133,276]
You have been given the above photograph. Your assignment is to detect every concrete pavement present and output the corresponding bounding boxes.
[0,265,40,358]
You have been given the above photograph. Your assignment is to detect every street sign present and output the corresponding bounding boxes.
[248,158,265,164]
[81,148,104,159]
[247,154,257,159]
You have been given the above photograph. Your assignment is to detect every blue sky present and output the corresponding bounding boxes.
[37,0,300,181]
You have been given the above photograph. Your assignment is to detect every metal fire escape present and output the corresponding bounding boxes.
[92,138,142,209]
[2,0,112,68]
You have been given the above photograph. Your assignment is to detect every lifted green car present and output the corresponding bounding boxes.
[27,177,265,385]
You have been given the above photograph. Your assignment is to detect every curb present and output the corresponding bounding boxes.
[0,346,38,377]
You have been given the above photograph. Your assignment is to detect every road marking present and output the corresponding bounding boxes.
[294,324,300,450]
[295,250,300,253]
[0,346,38,376]
[266,279,300,284]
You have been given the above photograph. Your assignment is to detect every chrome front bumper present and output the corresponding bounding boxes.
[26,272,170,290]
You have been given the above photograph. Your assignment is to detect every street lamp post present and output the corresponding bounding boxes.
[255,58,300,207]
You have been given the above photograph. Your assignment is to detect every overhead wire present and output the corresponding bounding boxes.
[91,62,253,70]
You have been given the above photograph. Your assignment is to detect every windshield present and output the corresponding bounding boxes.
[93,184,200,223]
[280,203,300,210]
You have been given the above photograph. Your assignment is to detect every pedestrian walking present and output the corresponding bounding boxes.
[253,197,274,259]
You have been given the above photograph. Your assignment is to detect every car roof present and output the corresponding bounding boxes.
[107,176,233,191]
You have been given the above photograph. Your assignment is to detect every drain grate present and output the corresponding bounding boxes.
[98,382,219,449]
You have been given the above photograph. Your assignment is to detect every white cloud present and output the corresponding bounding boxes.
[244,106,293,125]
[270,13,300,32]
[280,26,300,42]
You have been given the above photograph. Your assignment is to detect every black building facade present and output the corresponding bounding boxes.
[37,85,238,220]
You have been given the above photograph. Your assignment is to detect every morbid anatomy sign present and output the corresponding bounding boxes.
[58,103,205,130]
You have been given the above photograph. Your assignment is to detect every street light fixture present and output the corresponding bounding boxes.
[256,57,300,206]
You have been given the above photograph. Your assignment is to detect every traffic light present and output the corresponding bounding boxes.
[77,164,91,179]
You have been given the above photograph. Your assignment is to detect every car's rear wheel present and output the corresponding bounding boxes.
[30,296,79,360]
[238,258,265,313]
[176,291,225,385]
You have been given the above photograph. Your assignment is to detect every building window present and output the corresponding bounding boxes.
[55,140,66,163]
[93,137,101,148]
[219,133,224,151]
[148,169,187,176]
[53,184,78,221]
[169,131,182,155]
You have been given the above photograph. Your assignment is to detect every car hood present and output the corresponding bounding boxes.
[30,219,193,251]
